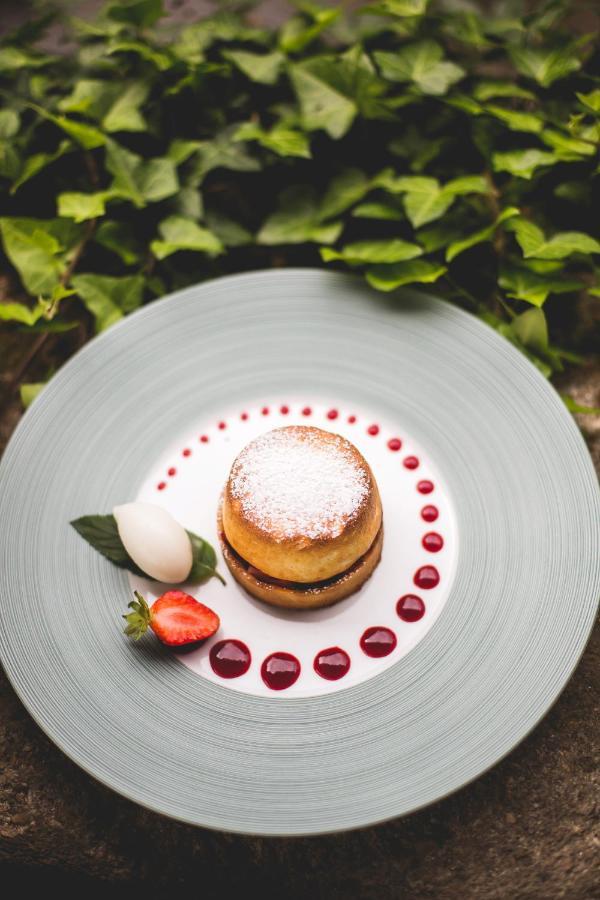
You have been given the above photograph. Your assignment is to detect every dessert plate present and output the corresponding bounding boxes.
[0,269,598,835]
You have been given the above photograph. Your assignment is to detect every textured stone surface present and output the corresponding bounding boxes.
[0,317,598,897]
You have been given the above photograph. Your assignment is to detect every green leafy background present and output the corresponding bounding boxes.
[0,0,599,406]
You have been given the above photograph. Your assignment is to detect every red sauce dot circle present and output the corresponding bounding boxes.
[387,437,402,452]
[157,481,166,491]
[423,532,444,553]
[218,421,226,430]
[167,467,176,477]
[261,406,269,416]
[348,415,357,424]
[210,640,251,679]
[421,505,439,522]
[280,405,289,415]
[360,626,397,658]
[326,408,339,420]
[261,652,301,690]
[302,406,312,416]
[182,448,191,457]
[240,412,249,421]
[396,594,426,622]
[367,424,380,436]
[200,435,209,443]
[313,647,350,681]
[403,456,419,470]
[417,480,434,494]
[414,566,440,590]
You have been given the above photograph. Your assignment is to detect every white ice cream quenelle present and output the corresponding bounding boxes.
[113,502,193,583]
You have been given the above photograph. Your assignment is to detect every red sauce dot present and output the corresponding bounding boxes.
[218,421,226,430]
[210,640,251,679]
[367,424,380,436]
[199,435,209,443]
[240,412,249,421]
[414,566,440,590]
[313,647,350,681]
[182,448,191,458]
[360,626,397,658]
[417,480,434,494]
[280,405,289,415]
[326,409,339,420]
[167,467,176,477]
[302,406,312,416]
[261,406,269,416]
[157,481,166,491]
[387,438,402,452]
[348,415,357,424]
[403,456,419,470]
[261,652,301,691]
[423,532,444,553]
[397,595,426,623]
[421,505,439,522]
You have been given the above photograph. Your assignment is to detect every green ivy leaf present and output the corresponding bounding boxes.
[106,140,179,207]
[446,207,519,262]
[473,81,536,102]
[234,122,311,159]
[33,106,106,149]
[540,128,596,159]
[485,104,543,134]
[20,382,45,407]
[366,0,428,15]
[103,81,149,133]
[189,127,261,182]
[71,273,145,330]
[320,168,372,220]
[352,200,404,221]
[576,89,600,114]
[508,219,600,259]
[258,185,342,245]
[57,191,110,222]
[0,299,49,326]
[106,0,166,28]
[0,110,20,139]
[321,238,423,265]
[0,217,65,294]
[492,148,559,179]
[289,58,358,139]
[510,307,548,355]
[150,215,223,260]
[374,42,465,96]
[95,220,142,264]
[11,140,73,193]
[279,8,340,54]
[223,49,285,85]
[509,45,581,88]
[379,174,487,228]
[366,259,447,291]
[205,210,252,248]
[499,263,583,307]
[561,395,600,415]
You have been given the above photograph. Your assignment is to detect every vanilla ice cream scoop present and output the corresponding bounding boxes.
[113,502,193,583]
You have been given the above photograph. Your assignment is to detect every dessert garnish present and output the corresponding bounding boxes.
[123,590,220,647]
[71,502,225,585]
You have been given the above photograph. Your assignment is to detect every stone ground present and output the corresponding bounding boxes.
[1,1,599,896]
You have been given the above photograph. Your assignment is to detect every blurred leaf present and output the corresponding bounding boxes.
[446,207,519,262]
[0,110,20,139]
[11,140,73,193]
[190,128,261,181]
[510,307,548,354]
[561,395,600,415]
[0,217,65,294]
[71,273,145,330]
[95,220,142,264]
[492,147,559,179]
[576,89,600,114]
[366,259,447,291]
[279,7,340,54]
[20,382,45,407]
[103,82,149,133]
[374,42,464,95]
[150,215,223,260]
[106,0,165,28]
[509,44,581,87]
[106,140,179,207]
[499,263,583,306]
[58,191,110,222]
[223,49,285,85]
[485,104,543,134]
[234,122,311,159]
[258,185,342,245]
[321,238,423,264]
[507,219,600,259]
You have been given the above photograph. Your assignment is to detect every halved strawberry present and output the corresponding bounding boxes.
[123,590,220,647]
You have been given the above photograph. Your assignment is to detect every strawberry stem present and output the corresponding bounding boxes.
[122,590,153,640]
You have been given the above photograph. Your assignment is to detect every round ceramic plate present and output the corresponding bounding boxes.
[0,269,598,835]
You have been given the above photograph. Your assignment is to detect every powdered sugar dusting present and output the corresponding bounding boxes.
[229,427,371,540]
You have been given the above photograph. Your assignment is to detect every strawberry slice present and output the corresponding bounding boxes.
[123,590,220,647]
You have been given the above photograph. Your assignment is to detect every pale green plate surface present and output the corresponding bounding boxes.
[0,269,598,835]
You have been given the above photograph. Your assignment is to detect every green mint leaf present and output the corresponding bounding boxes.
[70,514,146,575]
[187,531,225,586]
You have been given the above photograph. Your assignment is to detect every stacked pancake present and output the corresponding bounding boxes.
[218,425,383,609]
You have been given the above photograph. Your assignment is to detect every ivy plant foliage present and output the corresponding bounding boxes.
[0,0,599,388]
